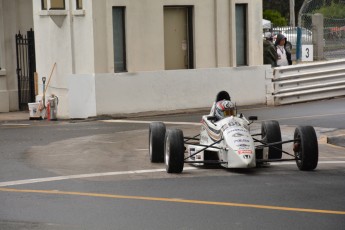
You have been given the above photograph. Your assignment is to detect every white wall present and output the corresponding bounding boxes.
[69,74,96,118]
[33,0,74,116]
[69,65,272,118]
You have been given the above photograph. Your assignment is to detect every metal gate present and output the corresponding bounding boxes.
[15,29,36,111]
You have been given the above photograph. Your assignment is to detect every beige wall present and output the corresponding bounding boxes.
[0,0,33,112]
[102,0,263,72]
[0,1,5,71]
[33,0,263,75]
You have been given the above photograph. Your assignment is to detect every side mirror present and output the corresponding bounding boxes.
[248,116,258,121]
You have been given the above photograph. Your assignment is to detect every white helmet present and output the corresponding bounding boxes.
[215,100,236,120]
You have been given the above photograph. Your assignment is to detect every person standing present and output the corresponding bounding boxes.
[274,33,292,66]
[263,32,278,67]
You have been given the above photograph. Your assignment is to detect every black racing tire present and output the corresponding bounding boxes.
[165,129,184,173]
[261,120,282,159]
[149,122,166,163]
[294,126,318,171]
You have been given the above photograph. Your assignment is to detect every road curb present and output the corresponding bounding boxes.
[327,134,345,148]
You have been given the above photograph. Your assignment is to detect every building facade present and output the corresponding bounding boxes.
[1,0,271,118]
[0,0,34,112]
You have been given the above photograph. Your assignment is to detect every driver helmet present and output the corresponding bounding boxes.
[215,100,236,120]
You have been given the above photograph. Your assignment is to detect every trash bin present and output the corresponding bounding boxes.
[28,102,42,120]
[47,95,58,121]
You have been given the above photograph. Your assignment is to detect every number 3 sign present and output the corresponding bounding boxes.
[302,45,313,61]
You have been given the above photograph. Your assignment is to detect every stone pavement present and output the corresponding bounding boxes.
[0,111,29,122]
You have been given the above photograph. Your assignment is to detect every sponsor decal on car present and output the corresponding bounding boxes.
[189,148,196,160]
[232,133,244,137]
[221,124,229,132]
[234,139,250,143]
[238,150,253,154]
[228,121,242,127]
[237,144,250,148]
[202,121,222,142]
[227,128,248,133]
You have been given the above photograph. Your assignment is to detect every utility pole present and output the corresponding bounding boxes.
[290,0,295,26]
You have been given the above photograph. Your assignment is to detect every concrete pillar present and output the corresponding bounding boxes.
[312,13,324,61]
[0,0,9,112]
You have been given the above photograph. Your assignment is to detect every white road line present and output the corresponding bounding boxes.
[319,156,345,159]
[101,120,201,126]
[0,167,198,187]
[0,161,344,187]
[271,161,345,165]
[1,123,30,126]
[89,140,121,144]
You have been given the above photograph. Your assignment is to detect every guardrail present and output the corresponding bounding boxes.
[271,59,345,105]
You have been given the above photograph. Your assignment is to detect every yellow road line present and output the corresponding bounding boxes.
[1,187,344,215]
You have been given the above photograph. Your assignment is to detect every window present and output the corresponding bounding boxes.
[41,0,65,10]
[0,43,2,70]
[112,7,127,73]
[50,0,65,9]
[235,4,248,66]
[76,0,83,9]
[41,0,47,10]
[0,9,4,71]
[0,46,1,69]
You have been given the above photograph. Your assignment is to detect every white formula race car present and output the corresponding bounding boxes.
[149,91,318,173]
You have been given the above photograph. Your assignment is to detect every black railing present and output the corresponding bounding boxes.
[15,29,36,111]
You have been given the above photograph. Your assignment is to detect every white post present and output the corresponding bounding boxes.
[290,0,295,26]
[312,13,324,61]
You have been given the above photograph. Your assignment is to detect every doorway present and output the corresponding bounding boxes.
[164,6,194,70]
[15,29,36,110]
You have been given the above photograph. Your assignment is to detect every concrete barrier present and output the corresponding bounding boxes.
[69,66,272,119]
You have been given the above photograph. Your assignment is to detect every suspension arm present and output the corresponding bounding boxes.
[253,138,300,157]
[184,139,223,160]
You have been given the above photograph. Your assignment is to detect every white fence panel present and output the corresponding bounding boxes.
[272,59,345,105]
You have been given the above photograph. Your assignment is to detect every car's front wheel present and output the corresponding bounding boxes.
[294,126,318,171]
[165,129,184,173]
[149,122,166,163]
[261,120,282,159]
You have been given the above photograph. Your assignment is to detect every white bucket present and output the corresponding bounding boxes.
[28,102,41,119]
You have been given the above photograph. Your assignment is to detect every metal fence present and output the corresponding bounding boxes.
[269,25,313,49]
[299,0,345,60]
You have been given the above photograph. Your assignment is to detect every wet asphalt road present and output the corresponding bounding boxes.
[0,98,344,230]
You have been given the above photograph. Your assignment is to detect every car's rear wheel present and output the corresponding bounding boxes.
[294,126,318,171]
[261,120,282,159]
[149,122,166,163]
[165,129,184,173]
